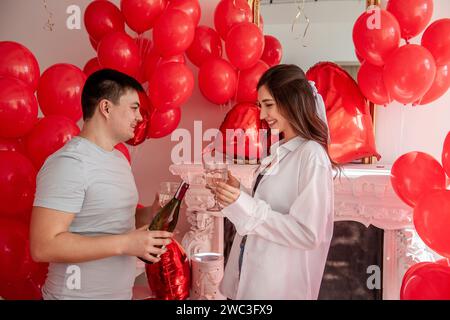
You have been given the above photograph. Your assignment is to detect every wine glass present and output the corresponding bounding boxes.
[203,162,228,211]
[158,182,180,207]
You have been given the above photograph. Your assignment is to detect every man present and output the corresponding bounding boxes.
[30,69,171,300]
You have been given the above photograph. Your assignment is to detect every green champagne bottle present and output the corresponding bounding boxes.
[139,181,190,264]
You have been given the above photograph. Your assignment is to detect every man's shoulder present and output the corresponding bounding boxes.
[45,138,87,166]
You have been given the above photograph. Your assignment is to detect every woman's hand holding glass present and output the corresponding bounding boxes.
[213,171,241,208]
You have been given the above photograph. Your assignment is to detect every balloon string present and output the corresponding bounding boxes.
[291,0,310,47]
[397,105,406,158]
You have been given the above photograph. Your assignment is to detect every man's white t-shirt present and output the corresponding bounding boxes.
[33,136,139,300]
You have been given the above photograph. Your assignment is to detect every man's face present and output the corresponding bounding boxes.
[108,90,143,142]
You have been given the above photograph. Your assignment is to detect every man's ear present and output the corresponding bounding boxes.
[99,99,110,118]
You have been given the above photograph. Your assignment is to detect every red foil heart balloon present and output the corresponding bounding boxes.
[145,239,190,300]
[307,62,380,163]
[216,102,271,161]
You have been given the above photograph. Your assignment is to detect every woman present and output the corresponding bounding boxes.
[213,64,338,300]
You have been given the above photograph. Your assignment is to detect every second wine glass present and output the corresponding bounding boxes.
[203,162,228,211]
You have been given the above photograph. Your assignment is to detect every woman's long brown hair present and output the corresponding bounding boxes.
[257,64,340,173]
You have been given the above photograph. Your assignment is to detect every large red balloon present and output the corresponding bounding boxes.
[148,107,181,139]
[261,35,282,67]
[216,102,270,161]
[0,218,48,300]
[401,261,450,300]
[97,32,141,78]
[186,26,222,68]
[226,22,264,70]
[168,0,201,26]
[153,9,195,58]
[83,57,102,78]
[421,18,450,67]
[442,131,450,179]
[0,41,40,92]
[0,77,38,138]
[148,62,194,111]
[384,44,436,104]
[142,48,185,84]
[236,60,269,103]
[0,151,36,218]
[120,0,167,34]
[353,9,401,66]
[357,61,392,105]
[214,0,252,40]
[198,58,237,105]
[24,116,80,170]
[126,91,151,146]
[386,0,433,41]
[307,62,380,163]
[390,152,446,208]
[414,190,450,258]
[84,0,125,43]
[416,64,450,105]
[37,64,86,122]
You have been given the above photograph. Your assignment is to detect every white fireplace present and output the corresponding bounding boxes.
[168,163,438,300]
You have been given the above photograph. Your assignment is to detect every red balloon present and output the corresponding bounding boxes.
[442,131,450,178]
[143,48,186,84]
[83,57,101,77]
[0,218,48,300]
[384,44,436,104]
[306,61,367,115]
[0,151,36,218]
[84,0,125,43]
[214,0,252,40]
[97,32,141,78]
[357,61,392,105]
[198,58,237,105]
[226,22,264,70]
[307,62,380,163]
[261,35,282,67]
[168,0,201,26]
[401,261,450,300]
[0,137,25,154]
[186,26,222,68]
[24,116,80,170]
[0,41,40,92]
[153,9,195,57]
[386,0,433,41]
[355,50,365,63]
[421,18,450,67]
[353,9,401,66]
[114,143,131,164]
[146,239,190,300]
[120,0,166,34]
[148,107,181,139]
[236,60,269,103]
[148,62,194,111]
[416,64,450,105]
[134,36,153,84]
[37,64,86,122]
[414,190,450,258]
[391,152,446,208]
[216,102,270,160]
[126,91,151,146]
[0,77,38,138]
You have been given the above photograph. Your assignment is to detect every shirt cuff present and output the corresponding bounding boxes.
[221,191,257,234]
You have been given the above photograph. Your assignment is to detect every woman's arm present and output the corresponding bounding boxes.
[216,160,333,250]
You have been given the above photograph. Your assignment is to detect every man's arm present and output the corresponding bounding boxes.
[30,206,171,264]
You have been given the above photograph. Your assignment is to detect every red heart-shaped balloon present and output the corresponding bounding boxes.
[307,62,380,163]
[401,260,450,300]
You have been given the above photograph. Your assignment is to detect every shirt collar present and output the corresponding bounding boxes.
[269,136,305,155]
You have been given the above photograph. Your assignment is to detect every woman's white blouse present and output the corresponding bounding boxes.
[220,136,335,300]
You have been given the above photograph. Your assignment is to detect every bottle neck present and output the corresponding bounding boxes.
[175,182,190,201]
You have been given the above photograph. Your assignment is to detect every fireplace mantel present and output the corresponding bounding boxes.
[169,163,434,300]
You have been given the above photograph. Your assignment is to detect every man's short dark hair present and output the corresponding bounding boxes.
[81,69,144,121]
